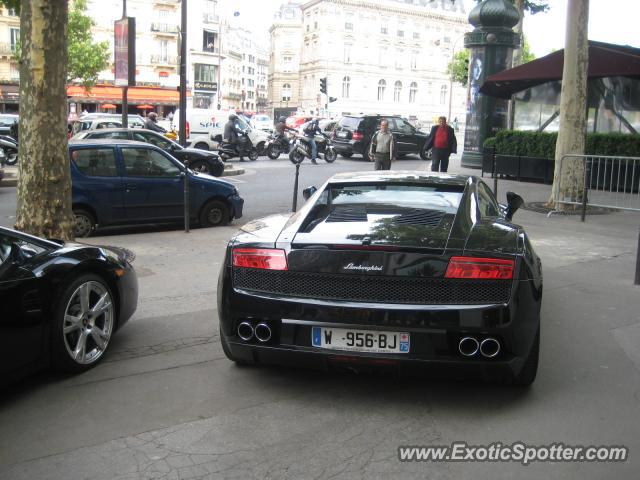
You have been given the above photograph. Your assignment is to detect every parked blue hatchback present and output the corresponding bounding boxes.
[69,139,244,237]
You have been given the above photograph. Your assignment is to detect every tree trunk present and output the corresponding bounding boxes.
[512,0,525,68]
[14,0,74,240]
[548,0,589,209]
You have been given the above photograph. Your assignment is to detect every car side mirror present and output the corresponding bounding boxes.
[505,191,524,220]
[303,186,318,200]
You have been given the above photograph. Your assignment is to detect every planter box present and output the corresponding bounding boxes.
[495,155,520,178]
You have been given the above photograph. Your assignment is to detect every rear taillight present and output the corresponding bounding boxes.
[445,257,514,280]
[232,248,288,270]
[352,131,363,141]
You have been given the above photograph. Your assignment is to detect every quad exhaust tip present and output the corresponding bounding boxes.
[458,337,479,357]
[254,323,272,342]
[237,322,254,341]
[480,337,501,358]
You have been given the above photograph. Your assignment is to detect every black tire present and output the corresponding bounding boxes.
[324,148,337,163]
[267,143,281,160]
[189,159,210,174]
[194,142,209,151]
[220,326,252,366]
[289,149,305,164]
[5,148,17,166]
[340,153,353,159]
[51,274,116,373]
[199,200,230,227]
[248,148,259,161]
[363,142,373,162]
[73,208,96,238]
[512,325,540,387]
[420,147,432,161]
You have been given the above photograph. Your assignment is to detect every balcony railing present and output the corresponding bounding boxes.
[203,12,219,23]
[150,55,178,65]
[0,43,17,55]
[151,22,179,34]
[202,45,220,54]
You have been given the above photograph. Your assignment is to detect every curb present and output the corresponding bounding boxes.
[222,167,245,177]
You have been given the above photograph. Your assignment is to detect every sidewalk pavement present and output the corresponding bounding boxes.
[0,162,244,188]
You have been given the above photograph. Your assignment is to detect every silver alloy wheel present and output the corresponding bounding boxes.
[62,280,114,365]
[74,211,94,238]
[190,161,209,173]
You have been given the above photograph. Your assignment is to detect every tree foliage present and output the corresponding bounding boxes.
[68,0,109,89]
[448,50,470,86]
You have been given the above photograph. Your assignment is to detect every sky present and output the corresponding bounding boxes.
[226,0,640,58]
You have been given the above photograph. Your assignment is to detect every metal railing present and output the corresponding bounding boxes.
[555,154,640,220]
[150,54,178,65]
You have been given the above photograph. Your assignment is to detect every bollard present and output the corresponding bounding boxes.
[183,159,190,233]
[292,163,301,212]
[492,150,498,197]
[635,227,640,286]
[580,160,589,222]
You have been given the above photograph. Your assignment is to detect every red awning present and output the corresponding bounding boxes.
[67,85,188,105]
[480,41,640,99]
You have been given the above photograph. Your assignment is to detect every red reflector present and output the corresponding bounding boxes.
[445,257,514,280]
[352,131,363,141]
[232,248,288,270]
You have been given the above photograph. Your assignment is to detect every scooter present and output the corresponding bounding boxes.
[289,133,337,164]
[214,130,260,161]
[0,135,18,166]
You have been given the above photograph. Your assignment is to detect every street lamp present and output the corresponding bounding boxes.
[447,33,467,123]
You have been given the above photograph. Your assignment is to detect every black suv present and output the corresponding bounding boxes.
[332,115,430,161]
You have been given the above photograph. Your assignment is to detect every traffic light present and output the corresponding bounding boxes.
[329,97,337,103]
[320,77,327,95]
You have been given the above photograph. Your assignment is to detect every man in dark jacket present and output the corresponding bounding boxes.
[144,112,167,133]
[424,116,457,172]
[303,118,322,164]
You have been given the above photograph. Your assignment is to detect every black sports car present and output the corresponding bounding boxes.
[218,172,542,385]
[0,226,138,385]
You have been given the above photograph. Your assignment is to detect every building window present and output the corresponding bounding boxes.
[343,44,352,64]
[345,22,353,31]
[440,84,448,104]
[397,30,404,38]
[413,32,420,40]
[203,30,217,52]
[409,82,417,103]
[394,81,402,102]
[193,92,213,109]
[342,76,350,98]
[194,64,217,83]
[395,49,404,69]
[381,26,388,35]
[282,83,292,101]
[378,46,388,67]
[282,55,293,72]
[10,27,19,52]
[377,79,386,101]
[410,51,418,70]
[159,40,168,62]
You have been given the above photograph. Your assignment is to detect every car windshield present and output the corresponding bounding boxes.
[254,115,269,122]
[328,183,464,215]
[236,116,250,129]
[339,117,361,130]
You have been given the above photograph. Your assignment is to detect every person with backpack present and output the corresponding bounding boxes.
[369,119,396,170]
[303,118,322,164]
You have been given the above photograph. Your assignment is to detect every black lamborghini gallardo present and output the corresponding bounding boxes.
[218,171,542,385]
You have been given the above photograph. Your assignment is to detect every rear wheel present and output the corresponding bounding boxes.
[267,143,281,159]
[199,200,230,227]
[194,142,209,151]
[73,208,96,238]
[248,148,259,161]
[289,149,305,164]
[5,148,18,166]
[51,274,115,373]
[512,326,540,387]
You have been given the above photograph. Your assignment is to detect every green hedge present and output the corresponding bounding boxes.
[483,131,640,158]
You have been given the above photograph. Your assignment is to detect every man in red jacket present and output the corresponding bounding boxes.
[424,116,457,173]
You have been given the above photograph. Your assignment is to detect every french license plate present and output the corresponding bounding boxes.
[311,327,410,354]
[337,131,348,138]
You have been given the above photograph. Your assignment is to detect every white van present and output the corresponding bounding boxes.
[173,108,228,151]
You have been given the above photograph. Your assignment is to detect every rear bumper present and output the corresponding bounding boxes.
[332,140,365,156]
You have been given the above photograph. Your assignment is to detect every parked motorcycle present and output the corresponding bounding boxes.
[214,130,260,161]
[0,135,18,166]
[265,131,294,159]
[289,133,337,164]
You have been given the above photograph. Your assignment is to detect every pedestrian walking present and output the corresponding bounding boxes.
[424,116,457,173]
[369,119,396,171]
